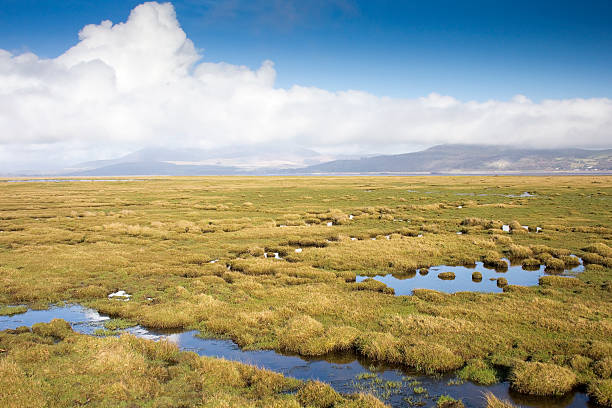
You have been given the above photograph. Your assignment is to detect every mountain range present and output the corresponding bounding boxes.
[292,145,612,174]
[5,145,612,176]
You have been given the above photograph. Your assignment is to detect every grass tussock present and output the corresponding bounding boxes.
[521,258,540,268]
[436,395,464,408]
[588,379,612,408]
[412,289,448,302]
[482,251,508,270]
[353,279,394,295]
[538,275,584,288]
[484,393,516,408]
[461,218,502,229]
[595,358,612,379]
[0,305,27,316]
[509,221,527,234]
[544,257,565,270]
[496,278,508,287]
[277,315,359,356]
[510,362,576,396]
[458,359,498,385]
[583,243,612,257]
[507,244,533,259]
[297,381,342,408]
[402,342,464,374]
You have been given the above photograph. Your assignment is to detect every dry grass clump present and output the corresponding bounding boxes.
[355,332,402,363]
[396,227,420,237]
[402,342,464,374]
[296,381,341,408]
[491,234,513,245]
[521,258,540,268]
[316,209,350,225]
[538,275,584,288]
[530,244,554,255]
[72,285,108,299]
[560,255,581,267]
[482,251,508,270]
[284,237,328,248]
[544,257,565,270]
[595,358,612,379]
[248,246,265,256]
[458,359,498,385]
[353,278,394,295]
[586,341,612,361]
[438,272,456,280]
[484,393,516,408]
[507,244,533,259]
[276,315,359,356]
[436,395,464,408]
[582,252,605,265]
[31,318,72,340]
[391,259,419,274]
[583,243,612,257]
[472,271,482,281]
[509,221,527,234]
[230,259,277,276]
[461,218,502,229]
[569,354,592,372]
[496,278,508,287]
[0,305,27,316]
[588,379,612,408]
[510,362,576,396]
[412,289,448,302]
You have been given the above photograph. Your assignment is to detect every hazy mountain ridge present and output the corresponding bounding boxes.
[292,145,612,174]
[6,145,612,176]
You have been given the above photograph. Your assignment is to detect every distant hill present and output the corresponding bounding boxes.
[14,144,612,176]
[66,161,239,176]
[291,145,612,174]
[64,145,336,176]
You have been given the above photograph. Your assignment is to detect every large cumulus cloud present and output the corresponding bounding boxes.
[0,1,610,170]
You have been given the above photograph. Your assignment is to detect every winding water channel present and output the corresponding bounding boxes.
[0,304,594,407]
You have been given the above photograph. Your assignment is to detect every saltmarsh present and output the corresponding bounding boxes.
[0,175,611,406]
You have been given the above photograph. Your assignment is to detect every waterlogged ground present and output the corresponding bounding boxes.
[356,258,584,295]
[0,305,593,408]
[0,176,611,407]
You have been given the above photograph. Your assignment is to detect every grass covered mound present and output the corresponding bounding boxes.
[589,379,612,408]
[0,320,386,408]
[484,393,516,408]
[510,362,576,396]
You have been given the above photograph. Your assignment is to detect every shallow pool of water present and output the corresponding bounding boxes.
[0,305,592,407]
[356,259,583,295]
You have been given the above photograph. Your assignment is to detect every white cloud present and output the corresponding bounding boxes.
[0,1,611,171]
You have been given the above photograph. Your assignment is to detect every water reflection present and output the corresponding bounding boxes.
[356,259,583,295]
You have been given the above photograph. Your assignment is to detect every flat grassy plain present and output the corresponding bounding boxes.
[0,176,611,407]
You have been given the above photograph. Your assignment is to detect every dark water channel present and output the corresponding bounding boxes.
[357,258,584,295]
[0,305,593,407]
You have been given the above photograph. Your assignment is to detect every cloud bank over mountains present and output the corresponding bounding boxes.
[0,1,611,170]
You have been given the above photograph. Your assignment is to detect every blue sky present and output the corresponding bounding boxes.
[1,0,611,101]
[0,0,610,172]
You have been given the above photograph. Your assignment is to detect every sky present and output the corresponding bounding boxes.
[0,0,611,171]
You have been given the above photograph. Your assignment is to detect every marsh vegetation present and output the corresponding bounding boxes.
[0,176,611,407]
